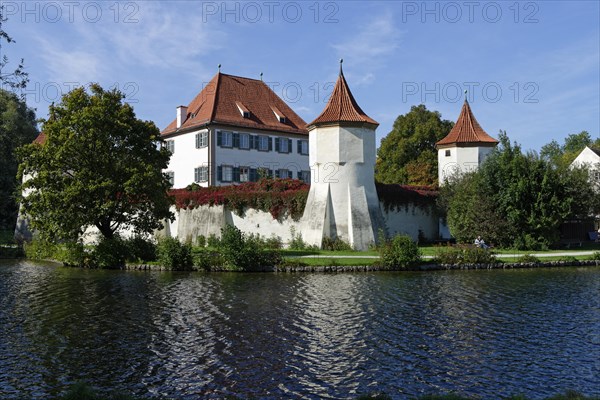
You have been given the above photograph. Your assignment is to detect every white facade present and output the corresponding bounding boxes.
[301,125,384,250]
[437,145,495,184]
[163,126,309,189]
[571,146,600,190]
[571,146,600,169]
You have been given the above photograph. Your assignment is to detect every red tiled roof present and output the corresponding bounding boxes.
[162,73,308,136]
[33,132,46,145]
[436,100,498,147]
[307,65,378,130]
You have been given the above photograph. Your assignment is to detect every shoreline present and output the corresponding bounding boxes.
[125,259,600,273]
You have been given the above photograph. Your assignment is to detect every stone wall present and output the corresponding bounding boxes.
[166,200,438,245]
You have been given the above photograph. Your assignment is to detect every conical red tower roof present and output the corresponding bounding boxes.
[307,62,378,130]
[436,99,498,147]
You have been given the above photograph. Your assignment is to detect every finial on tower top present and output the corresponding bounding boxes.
[260,72,263,81]
[464,89,468,101]
[339,58,344,75]
[218,64,221,72]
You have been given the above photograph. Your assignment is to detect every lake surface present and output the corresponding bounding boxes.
[0,260,598,399]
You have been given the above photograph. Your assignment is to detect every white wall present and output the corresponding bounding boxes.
[571,146,600,168]
[302,125,384,250]
[164,126,310,189]
[164,128,209,189]
[438,145,495,184]
[382,203,439,241]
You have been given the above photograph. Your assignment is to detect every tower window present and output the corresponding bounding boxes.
[445,149,451,157]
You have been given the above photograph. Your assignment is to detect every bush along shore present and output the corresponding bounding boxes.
[21,228,600,273]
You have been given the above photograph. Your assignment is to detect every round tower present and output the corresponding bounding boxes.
[436,97,498,185]
[301,61,384,250]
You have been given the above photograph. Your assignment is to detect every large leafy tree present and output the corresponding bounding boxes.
[0,89,38,229]
[18,84,173,241]
[376,104,453,186]
[441,132,596,249]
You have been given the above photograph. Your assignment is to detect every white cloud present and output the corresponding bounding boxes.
[330,12,402,86]
[34,2,227,84]
[331,13,401,63]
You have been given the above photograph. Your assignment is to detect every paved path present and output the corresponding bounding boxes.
[296,251,597,259]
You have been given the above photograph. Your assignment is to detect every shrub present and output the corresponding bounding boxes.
[590,251,600,261]
[196,235,206,248]
[23,239,59,260]
[264,235,283,250]
[289,226,307,250]
[379,234,421,269]
[461,246,496,264]
[516,254,541,263]
[55,241,88,267]
[434,245,496,265]
[322,236,353,251]
[125,236,157,263]
[157,237,193,270]
[207,234,220,248]
[434,245,461,265]
[92,236,128,269]
[192,248,224,271]
[219,225,281,271]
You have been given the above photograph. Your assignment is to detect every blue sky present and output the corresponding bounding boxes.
[3,0,599,151]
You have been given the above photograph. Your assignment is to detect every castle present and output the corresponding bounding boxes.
[16,62,498,247]
[159,62,498,248]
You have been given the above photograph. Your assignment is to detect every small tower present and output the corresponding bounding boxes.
[436,97,498,184]
[300,61,384,250]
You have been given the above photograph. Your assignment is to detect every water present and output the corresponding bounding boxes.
[0,260,598,399]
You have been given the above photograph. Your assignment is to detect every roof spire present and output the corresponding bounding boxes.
[307,62,378,130]
[464,89,468,101]
[218,64,221,73]
[260,72,263,81]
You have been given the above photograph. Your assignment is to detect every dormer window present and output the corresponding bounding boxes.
[271,106,287,123]
[236,101,250,118]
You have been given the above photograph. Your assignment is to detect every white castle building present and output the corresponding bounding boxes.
[17,66,502,247]
[161,71,311,188]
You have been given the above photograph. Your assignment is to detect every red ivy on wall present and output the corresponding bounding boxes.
[169,179,309,220]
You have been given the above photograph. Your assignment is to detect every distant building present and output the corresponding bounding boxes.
[571,146,600,188]
[436,99,498,185]
[161,72,310,188]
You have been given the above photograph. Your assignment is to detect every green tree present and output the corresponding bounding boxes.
[0,89,38,230]
[376,104,453,186]
[441,132,595,249]
[17,84,173,241]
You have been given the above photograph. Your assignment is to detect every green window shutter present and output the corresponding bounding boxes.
[287,170,293,179]
[268,137,273,152]
[275,137,280,152]
[217,166,222,181]
[288,139,292,153]
[233,167,240,182]
[297,140,301,154]
[233,133,240,148]
[249,168,257,182]
[217,131,222,147]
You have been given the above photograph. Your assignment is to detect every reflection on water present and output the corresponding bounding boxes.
[0,261,598,399]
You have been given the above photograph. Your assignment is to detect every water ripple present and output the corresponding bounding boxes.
[0,262,598,399]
